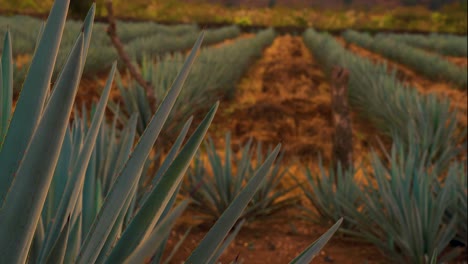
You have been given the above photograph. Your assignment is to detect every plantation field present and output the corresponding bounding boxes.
[0,2,467,264]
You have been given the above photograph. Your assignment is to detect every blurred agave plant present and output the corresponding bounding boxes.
[338,137,465,263]
[184,132,299,222]
[0,1,342,263]
[298,158,362,230]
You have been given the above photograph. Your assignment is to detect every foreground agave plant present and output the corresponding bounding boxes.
[0,1,341,263]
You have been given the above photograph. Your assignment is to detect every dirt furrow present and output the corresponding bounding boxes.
[210,34,380,166]
[444,55,468,68]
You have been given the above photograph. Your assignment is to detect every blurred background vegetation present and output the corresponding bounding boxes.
[0,0,466,33]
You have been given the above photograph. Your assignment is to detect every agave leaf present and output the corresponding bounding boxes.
[94,158,139,264]
[186,144,281,263]
[44,126,73,225]
[0,0,70,203]
[0,33,84,264]
[153,115,193,184]
[83,145,97,235]
[207,219,245,264]
[101,110,119,193]
[38,62,116,262]
[142,181,183,262]
[104,112,137,195]
[79,3,96,72]
[139,115,193,205]
[105,101,219,263]
[290,218,343,264]
[161,227,192,264]
[0,62,2,137]
[45,216,71,264]
[32,22,46,57]
[124,200,190,264]
[0,30,12,143]
[29,215,45,263]
[63,214,82,264]
[76,32,205,264]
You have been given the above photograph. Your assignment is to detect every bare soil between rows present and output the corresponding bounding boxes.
[208,35,382,166]
[161,35,391,264]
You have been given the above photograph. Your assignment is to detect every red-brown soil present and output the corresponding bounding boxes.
[164,208,387,264]
[444,55,468,68]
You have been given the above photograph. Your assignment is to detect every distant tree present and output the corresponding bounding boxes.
[343,0,353,6]
[268,0,277,8]
[401,0,419,6]
[69,0,94,17]
[226,0,239,7]
[428,0,455,9]
[461,0,468,10]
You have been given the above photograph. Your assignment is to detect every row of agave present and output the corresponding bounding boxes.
[114,27,275,137]
[9,21,240,89]
[2,16,197,90]
[303,29,466,173]
[0,15,197,56]
[0,1,341,263]
[299,134,467,263]
[342,30,467,89]
[183,130,467,263]
[377,32,468,57]
[127,25,241,62]
[302,28,467,262]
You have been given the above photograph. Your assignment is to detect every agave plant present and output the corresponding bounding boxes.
[343,30,467,89]
[184,133,299,221]
[126,25,241,62]
[338,138,465,263]
[298,158,362,230]
[377,33,468,57]
[0,1,341,263]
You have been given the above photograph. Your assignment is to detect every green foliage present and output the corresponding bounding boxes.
[126,25,241,62]
[299,128,467,262]
[184,133,299,222]
[0,15,43,54]
[116,21,198,43]
[378,32,468,57]
[341,141,465,263]
[443,163,468,246]
[298,160,361,230]
[0,15,234,76]
[343,30,467,88]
